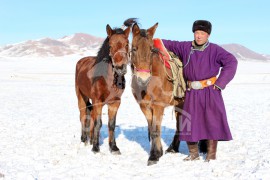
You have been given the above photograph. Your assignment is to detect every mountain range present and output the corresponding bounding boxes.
[0,33,103,57]
[0,33,269,61]
[221,44,269,61]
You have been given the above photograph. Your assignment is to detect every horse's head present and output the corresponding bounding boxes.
[131,23,158,86]
[106,24,131,76]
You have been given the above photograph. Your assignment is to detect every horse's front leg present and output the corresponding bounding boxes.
[148,104,165,166]
[108,100,121,154]
[139,103,152,141]
[90,103,103,153]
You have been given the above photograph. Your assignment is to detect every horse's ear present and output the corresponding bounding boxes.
[147,23,158,38]
[132,23,140,37]
[124,26,131,38]
[106,24,113,37]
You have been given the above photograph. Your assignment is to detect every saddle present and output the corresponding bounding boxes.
[153,38,186,98]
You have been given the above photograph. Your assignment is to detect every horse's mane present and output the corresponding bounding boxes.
[96,37,110,64]
[124,18,138,27]
[95,28,125,65]
[140,29,147,38]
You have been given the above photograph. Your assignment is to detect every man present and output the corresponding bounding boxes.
[162,20,237,161]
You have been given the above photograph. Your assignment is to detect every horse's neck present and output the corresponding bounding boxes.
[152,55,167,78]
[92,59,113,80]
[94,54,125,90]
[95,55,111,66]
[152,55,174,88]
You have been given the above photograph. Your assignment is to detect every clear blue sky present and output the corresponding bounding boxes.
[1,0,269,54]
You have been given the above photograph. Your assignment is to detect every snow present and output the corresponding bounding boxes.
[0,56,270,179]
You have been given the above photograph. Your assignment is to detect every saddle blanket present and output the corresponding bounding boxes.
[153,38,171,69]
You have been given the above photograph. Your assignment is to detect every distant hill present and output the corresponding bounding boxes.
[220,44,269,61]
[0,33,269,61]
[0,33,104,57]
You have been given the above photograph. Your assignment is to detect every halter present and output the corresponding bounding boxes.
[109,48,129,75]
[109,49,129,62]
[131,48,157,73]
[134,66,151,73]
[109,49,129,71]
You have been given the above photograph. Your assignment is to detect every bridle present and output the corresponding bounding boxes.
[109,49,129,61]
[131,47,159,74]
[109,49,129,75]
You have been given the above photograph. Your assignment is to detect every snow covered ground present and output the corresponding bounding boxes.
[0,56,270,179]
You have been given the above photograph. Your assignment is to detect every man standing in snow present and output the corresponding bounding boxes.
[162,20,237,161]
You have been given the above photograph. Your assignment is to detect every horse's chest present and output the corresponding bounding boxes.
[91,77,124,102]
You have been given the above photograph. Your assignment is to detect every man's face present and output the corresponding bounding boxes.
[194,30,210,45]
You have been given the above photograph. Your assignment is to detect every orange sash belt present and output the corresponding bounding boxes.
[187,77,217,90]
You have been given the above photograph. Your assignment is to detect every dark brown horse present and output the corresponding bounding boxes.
[75,21,132,154]
[130,23,184,165]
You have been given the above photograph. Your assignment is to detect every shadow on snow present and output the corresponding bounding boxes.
[99,125,189,155]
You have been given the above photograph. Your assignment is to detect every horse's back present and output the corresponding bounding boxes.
[76,56,96,79]
[76,56,95,73]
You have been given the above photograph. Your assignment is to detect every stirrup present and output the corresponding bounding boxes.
[183,154,200,161]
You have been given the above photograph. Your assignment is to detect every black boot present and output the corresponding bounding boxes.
[183,142,200,161]
[205,140,218,162]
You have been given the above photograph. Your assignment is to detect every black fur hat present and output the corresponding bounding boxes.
[192,20,212,34]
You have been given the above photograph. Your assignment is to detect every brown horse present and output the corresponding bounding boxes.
[75,21,131,154]
[130,22,184,165]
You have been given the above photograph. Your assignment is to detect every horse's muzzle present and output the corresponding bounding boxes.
[114,64,127,76]
[135,72,151,87]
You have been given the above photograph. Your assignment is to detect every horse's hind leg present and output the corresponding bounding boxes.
[76,88,91,144]
[108,101,121,154]
[166,101,184,153]
[165,110,181,153]
[86,100,93,144]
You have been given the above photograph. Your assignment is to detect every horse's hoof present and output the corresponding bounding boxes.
[109,143,121,155]
[147,155,159,166]
[92,145,100,153]
[165,145,179,154]
[165,149,175,154]
[81,135,88,143]
[111,150,121,155]
[147,160,158,166]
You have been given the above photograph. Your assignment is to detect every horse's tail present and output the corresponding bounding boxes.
[198,140,207,154]
[123,18,138,27]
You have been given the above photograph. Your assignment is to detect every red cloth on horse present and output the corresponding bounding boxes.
[153,38,171,69]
